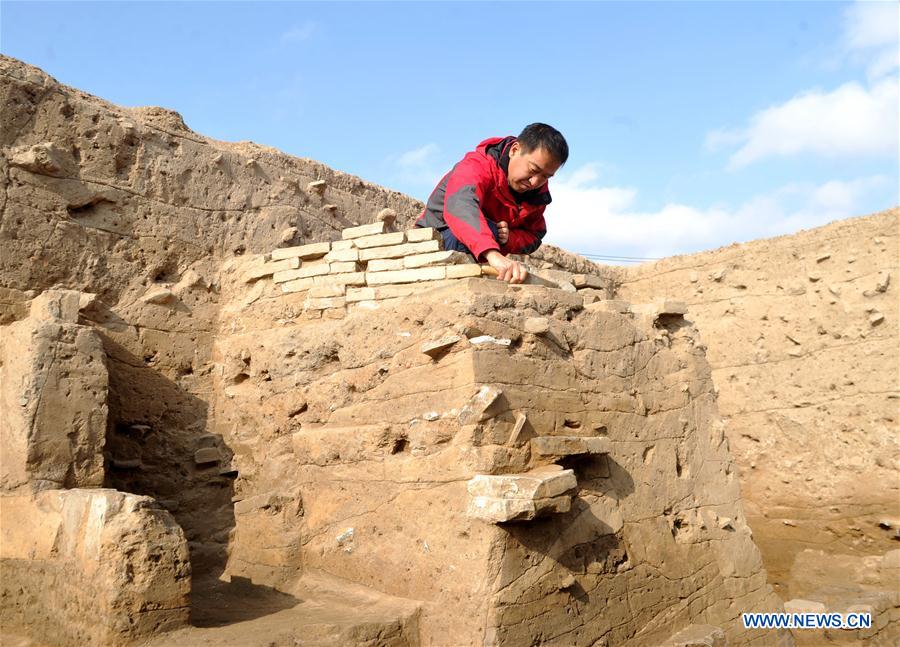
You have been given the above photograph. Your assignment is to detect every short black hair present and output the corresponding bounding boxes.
[517,123,569,165]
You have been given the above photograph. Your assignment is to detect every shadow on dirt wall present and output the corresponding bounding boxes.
[92,330,298,626]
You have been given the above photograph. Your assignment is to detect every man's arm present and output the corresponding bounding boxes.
[502,209,547,255]
[442,159,502,261]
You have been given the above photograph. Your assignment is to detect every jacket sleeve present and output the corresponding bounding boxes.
[503,207,547,255]
[442,158,501,261]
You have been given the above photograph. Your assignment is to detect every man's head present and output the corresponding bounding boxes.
[507,123,568,193]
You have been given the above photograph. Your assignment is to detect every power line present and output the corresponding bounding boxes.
[572,251,663,262]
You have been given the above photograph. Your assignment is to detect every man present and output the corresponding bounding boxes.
[416,123,568,283]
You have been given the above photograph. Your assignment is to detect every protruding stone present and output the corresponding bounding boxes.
[467,494,571,523]
[458,385,504,425]
[524,317,550,334]
[307,179,326,194]
[467,466,577,500]
[869,312,884,325]
[194,448,220,465]
[421,335,463,359]
[585,299,630,314]
[376,208,396,226]
[572,274,605,290]
[280,227,298,243]
[9,141,68,176]
[530,436,611,457]
[141,289,176,305]
[508,412,529,447]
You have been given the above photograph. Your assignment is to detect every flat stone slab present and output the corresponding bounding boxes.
[466,465,576,500]
[467,493,572,523]
[530,436,611,457]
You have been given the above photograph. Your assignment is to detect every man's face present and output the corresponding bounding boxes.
[507,141,562,193]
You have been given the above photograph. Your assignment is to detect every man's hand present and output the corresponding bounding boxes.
[484,250,528,284]
[496,221,509,245]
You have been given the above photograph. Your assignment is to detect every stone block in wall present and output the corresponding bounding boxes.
[329,261,362,274]
[406,227,441,243]
[403,250,469,269]
[1,291,108,491]
[313,272,366,287]
[446,264,485,279]
[530,436,611,457]
[367,258,405,272]
[0,489,190,645]
[366,266,446,285]
[324,247,360,263]
[273,263,331,283]
[242,257,299,282]
[271,242,331,261]
[352,232,406,248]
[342,221,388,239]
[359,240,442,261]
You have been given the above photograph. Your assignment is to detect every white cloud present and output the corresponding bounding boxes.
[387,143,445,188]
[543,164,890,262]
[706,2,899,169]
[707,78,898,169]
[843,1,899,80]
[280,22,317,44]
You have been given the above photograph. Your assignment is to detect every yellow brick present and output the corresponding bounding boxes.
[270,241,331,261]
[273,264,331,283]
[366,258,404,272]
[366,266,446,285]
[352,232,406,248]
[406,227,441,243]
[331,240,355,251]
[359,240,442,261]
[313,272,366,287]
[403,250,468,269]
[342,222,387,239]
[281,277,315,293]
[243,257,299,282]
[325,248,360,262]
[446,264,485,279]
[329,261,362,274]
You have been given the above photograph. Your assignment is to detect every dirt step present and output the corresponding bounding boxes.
[141,570,421,647]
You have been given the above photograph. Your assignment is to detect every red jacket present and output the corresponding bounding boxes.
[416,136,550,260]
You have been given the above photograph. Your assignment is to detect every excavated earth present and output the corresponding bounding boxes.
[0,55,897,646]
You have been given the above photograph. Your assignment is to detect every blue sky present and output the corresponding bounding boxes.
[2,1,897,261]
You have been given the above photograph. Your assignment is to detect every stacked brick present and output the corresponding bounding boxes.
[242,221,613,314]
[243,222,488,312]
